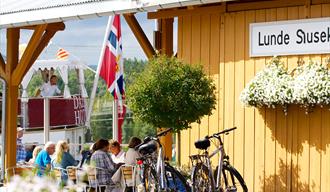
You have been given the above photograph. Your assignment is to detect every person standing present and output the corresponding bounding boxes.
[16,127,26,163]
[34,141,56,176]
[36,75,61,97]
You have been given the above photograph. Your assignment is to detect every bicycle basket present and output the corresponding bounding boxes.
[194,138,210,150]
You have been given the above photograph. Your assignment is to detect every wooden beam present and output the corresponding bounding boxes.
[123,14,155,59]
[6,28,20,74]
[227,0,305,12]
[19,22,65,31]
[148,0,330,19]
[5,28,20,170]
[13,24,47,85]
[148,4,226,19]
[22,23,65,77]
[23,30,58,76]
[0,53,6,79]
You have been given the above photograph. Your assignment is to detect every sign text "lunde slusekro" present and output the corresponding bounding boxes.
[250,18,330,57]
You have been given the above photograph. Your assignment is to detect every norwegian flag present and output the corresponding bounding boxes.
[99,15,126,143]
[56,48,69,60]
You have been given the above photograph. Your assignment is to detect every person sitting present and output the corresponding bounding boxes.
[79,143,94,168]
[34,141,56,176]
[52,140,78,185]
[124,137,142,165]
[90,139,117,192]
[28,146,43,165]
[25,144,35,162]
[109,140,125,164]
[36,75,61,97]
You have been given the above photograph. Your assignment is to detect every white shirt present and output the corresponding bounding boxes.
[40,82,61,97]
[124,148,141,165]
[111,150,125,164]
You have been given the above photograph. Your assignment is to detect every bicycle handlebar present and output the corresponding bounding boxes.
[156,128,172,137]
[134,128,173,150]
[205,127,237,139]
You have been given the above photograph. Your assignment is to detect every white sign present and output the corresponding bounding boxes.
[250,17,330,57]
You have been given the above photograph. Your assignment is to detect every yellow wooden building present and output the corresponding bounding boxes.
[149,0,330,191]
[1,0,330,191]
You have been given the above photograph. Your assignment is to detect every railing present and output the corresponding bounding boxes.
[19,95,87,129]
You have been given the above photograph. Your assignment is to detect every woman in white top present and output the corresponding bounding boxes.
[124,137,142,165]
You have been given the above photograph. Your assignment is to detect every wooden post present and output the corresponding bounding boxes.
[157,18,174,160]
[5,28,20,169]
[0,23,65,171]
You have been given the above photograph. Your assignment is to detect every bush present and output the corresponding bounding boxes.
[127,55,216,132]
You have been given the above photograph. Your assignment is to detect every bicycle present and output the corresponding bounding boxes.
[136,128,190,192]
[190,127,248,192]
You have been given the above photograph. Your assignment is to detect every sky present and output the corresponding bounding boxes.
[0,12,177,66]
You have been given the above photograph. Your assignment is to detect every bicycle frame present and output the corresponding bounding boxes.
[139,138,167,190]
[156,141,167,190]
[199,136,226,190]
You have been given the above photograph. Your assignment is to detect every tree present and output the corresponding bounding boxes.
[127,55,217,132]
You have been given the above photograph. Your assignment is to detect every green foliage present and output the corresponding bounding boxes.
[127,55,217,132]
[122,118,156,143]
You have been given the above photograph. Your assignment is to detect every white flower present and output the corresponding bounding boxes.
[7,171,87,192]
[292,61,330,107]
[240,57,293,108]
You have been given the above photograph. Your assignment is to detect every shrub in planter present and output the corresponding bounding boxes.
[127,55,216,132]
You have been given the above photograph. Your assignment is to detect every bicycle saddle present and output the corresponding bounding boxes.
[194,138,210,150]
[138,142,157,155]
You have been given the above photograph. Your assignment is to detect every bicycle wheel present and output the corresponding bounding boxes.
[191,164,215,192]
[142,165,158,192]
[165,164,191,192]
[215,164,248,192]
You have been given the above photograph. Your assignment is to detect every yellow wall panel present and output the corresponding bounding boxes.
[233,11,245,174]
[199,14,211,142]
[180,16,192,166]
[189,14,201,157]
[209,13,221,162]
[177,2,330,191]
[243,10,256,191]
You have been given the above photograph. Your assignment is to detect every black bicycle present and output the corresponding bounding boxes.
[136,128,190,192]
[190,127,248,192]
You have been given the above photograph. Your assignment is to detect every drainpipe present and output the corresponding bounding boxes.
[1,78,6,182]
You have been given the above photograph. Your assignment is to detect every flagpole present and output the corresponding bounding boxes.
[86,16,113,129]
[113,100,118,141]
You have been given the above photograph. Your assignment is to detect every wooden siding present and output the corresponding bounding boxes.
[177,3,330,191]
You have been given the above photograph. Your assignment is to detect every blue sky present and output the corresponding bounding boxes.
[1,13,177,66]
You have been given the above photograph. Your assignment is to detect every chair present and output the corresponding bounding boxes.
[86,166,108,192]
[5,166,35,183]
[120,165,136,192]
[52,167,67,186]
[66,166,79,183]
[65,166,87,192]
